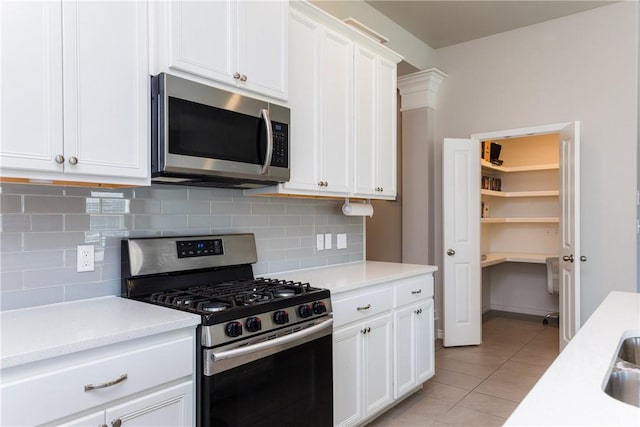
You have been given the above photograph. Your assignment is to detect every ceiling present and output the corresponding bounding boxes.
[365,1,617,49]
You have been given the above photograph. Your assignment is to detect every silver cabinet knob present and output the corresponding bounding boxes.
[55,154,65,164]
[111,419,122,427]
[446,249,455,256]
[563,254,574,263]
[68,156,78,165]
[240,74,247,82]
[233,72,241,80]
[580,255,587,262]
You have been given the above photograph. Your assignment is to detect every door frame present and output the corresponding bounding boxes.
[471,121,580,349]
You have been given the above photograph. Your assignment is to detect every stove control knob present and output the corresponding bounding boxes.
[312,301,327,315]
[245,317,262,333]
[225,321,243,338]
[273,310,289,325]
[298,304,312,318]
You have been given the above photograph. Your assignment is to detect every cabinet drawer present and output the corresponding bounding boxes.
[1,334,193,427]
[393,275,434,308]
[333,287,392,328]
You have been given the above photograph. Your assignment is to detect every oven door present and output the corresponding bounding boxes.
[201,318,333,427]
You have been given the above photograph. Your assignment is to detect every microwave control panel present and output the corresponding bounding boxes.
[271,122,288,167]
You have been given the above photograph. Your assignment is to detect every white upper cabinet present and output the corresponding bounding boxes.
[245,1,402,200]
[0,0,149,186]
[353,46,397,199]
[0,1,64,174]
[319,28,353,195]
[158,0,288,101]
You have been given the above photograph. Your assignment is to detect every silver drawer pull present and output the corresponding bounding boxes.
[357,304,371,311]
[411,289,422,294]
[84,373,128,392]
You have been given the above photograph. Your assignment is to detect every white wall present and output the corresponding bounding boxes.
[310,0,435,70]
[433,2,639,325]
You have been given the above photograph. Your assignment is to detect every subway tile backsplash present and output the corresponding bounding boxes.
[0,183,363,311]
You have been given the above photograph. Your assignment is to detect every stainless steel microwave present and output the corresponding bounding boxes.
[151,73,290,188]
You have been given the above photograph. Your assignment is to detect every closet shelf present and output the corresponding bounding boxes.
[481,160,559,173]
[481,189,559,198]
[481,252,558,268]
[481,217,559,224]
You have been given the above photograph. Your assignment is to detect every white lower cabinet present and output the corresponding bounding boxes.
[1,329,195,427]
[394,299,435,398]
[332,273,435,426]
[334,314,393,427]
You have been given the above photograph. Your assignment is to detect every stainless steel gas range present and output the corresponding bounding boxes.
[121,233,333,427]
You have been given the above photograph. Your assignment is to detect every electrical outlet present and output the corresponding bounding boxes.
[337,233,347,249]
[324,233,332,250]
[316,234,324,251]
[77,244,95,272]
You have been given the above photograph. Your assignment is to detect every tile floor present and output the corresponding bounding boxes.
[367,312,559,427]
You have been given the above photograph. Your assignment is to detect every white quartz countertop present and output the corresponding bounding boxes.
[272,261,438,295]
[505,291,640,426]
[0,296,201,370]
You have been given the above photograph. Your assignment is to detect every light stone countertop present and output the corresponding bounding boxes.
[271,260,438,295]
[0,296,201,370]
[505,291,640,426]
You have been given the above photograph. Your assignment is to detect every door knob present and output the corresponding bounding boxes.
[446,249,455,256]
[563,254,574,263]
[580,255,587,262]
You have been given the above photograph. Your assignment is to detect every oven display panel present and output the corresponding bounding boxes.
[177,239,223,258]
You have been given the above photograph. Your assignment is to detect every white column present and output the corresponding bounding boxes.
[397,68,446,338]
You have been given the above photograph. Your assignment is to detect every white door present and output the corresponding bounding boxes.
[443,138,481,347]
[559,121,581,350]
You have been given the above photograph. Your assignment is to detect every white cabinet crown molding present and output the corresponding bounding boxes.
[397,68,447,111]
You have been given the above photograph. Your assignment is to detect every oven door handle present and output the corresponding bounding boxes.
[210,318,333,363]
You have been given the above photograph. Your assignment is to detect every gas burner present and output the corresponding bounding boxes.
[236,292,272,305]
[198,301,230,313]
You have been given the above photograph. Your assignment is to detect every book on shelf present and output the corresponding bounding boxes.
[482,141,491,161]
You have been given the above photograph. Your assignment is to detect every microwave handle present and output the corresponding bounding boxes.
[260,109,273,175]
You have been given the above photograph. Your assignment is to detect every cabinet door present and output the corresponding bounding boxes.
[0,0,64,175]
[416,299,435,384]
[319,27,352,194]
[393,305,417,398]
[62,1,149,182]
[106,381,193,427]
[236,0,287,100]
[283,9,321,193]
[333,323,363,427]
[376,57,397,198]
[363,313,393,417]
[353,45,378,196]
[168,0,236,86]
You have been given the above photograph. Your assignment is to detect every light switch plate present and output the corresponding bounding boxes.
[337,233,347,249]
[324,233,332,250]
[316,234,324,251]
